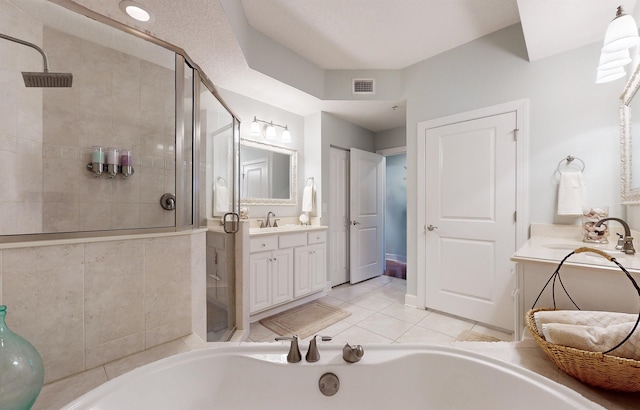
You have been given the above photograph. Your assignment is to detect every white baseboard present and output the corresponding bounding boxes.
[404,293,417,307]
[385,253,406,263]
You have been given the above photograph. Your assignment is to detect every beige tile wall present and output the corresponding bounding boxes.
[0,5,176,235]
[0,231,202,384]
[0,1,44,235]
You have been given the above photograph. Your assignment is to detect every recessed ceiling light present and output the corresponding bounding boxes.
[119,1,154,22]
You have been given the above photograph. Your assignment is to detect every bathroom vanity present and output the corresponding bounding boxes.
[246,224,328,320]
[512,224,640,340]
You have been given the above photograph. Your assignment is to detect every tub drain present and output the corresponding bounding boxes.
[319,372,339,396]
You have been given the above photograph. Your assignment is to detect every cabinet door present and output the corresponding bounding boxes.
[294,247,312,298]
[249,251,272,313]
[272,248,294,305]
[310,244,326,292]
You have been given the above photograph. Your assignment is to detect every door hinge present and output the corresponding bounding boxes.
[513,211,517,222]
[513,128,519,141]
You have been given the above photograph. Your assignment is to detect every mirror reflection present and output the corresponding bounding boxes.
[240,139,297,206]
[621,62,640,204]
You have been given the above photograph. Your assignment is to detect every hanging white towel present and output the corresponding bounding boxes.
[302,185,314,212]
[557,171,585,216]
[215,181,229,214]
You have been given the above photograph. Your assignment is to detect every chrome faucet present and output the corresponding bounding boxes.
[266,211,276,228]
[595,217,636,255]
[342,343,364,363]
[275,335,301,363]
[305,335,332,362]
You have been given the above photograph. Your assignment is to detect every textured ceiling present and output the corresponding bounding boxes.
[18,0,640,132]
[241,0,521,70]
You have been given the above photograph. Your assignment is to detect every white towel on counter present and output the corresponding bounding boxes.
[302,185,314,212]
[557,171,586,216]
[214,182,229,214]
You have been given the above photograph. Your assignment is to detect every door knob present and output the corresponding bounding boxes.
[426,224,438,231]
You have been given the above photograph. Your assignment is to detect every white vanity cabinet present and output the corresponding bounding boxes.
[294,232,327,297]
[248,235,294,313]
[249,229,327,314]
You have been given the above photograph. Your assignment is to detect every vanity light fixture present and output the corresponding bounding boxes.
[596,66,626,84]
[119,1,154,22]
[596,6,639,83]
[602,6,639,53]
[250,116,292,142]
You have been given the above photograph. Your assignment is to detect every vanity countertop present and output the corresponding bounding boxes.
[512,224,640,272]
[249,224,327,236]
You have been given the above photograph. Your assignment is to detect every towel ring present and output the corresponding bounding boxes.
[556,156,585,173]
[305,177,315,187]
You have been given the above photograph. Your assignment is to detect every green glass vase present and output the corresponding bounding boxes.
[0,305,45,410]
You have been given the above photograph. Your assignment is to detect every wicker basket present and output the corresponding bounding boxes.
[525,247,640,392]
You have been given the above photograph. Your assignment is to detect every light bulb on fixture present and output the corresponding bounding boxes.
[265,122,277,140]
[602,6,640,53]
[250,117,261,136]
[281,126,291,143]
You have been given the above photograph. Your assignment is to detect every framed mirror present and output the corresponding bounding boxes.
[621,62,640,204]
[240,139,297,206]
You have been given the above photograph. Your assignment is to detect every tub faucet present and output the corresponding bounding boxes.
[275,335,301,363]
[305,335,332,362]
[342,343,364,363]
[595,217,635,255]
[266,211,276,228]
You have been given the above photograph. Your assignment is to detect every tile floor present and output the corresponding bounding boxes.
[248,275,513,344]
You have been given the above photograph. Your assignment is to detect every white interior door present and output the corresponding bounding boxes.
[424,111,517,331]
[329,148,350,286]
[350,148,385,284]
[242,159,269,198]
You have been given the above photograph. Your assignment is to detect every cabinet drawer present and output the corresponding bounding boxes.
[250,236,278,253]
[279,232,307,248]
[307,231,326,244]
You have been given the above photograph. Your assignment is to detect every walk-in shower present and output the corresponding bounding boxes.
[0,32,73,87]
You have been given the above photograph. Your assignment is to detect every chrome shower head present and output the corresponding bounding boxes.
[0,32,73,88]
[22,71,73,88]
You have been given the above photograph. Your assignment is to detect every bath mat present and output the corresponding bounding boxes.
[260,301,351,340]
[455,330,503,342]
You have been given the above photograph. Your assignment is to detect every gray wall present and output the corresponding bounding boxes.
[375,126,407,151]
[404,23,622,296]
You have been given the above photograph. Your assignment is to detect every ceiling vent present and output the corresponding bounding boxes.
[352,78,375,94]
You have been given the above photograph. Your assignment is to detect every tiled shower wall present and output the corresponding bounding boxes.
[0,0,176,235]
[0,230,205,384]
[41,27,176,233]
[0,0,44,234]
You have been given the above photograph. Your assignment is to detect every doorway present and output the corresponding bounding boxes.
[329,146,404,286]
[416,99,529,332]
[379,148,407,280]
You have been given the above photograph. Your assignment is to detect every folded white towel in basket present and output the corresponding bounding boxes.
[533,310,638,337]
[542,322,640,360]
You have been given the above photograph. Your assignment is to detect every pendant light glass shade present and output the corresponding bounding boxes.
[595,66,626,84]
[250,117,261,136]
[602,7,640,53]
[598,48,632,70]
[281,126,291,143]
[265,123,276,140]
